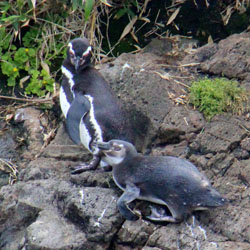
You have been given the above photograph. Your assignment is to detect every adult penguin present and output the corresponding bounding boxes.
[60,38,134,174]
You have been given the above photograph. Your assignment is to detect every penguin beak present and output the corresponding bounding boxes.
[74,56,80,71]
[96,142,111,151]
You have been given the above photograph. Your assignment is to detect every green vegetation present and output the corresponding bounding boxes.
[189,78,248,120]
[0,28,55,96]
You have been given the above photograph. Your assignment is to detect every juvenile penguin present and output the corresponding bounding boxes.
[97,139,227,223]
[60,38,134,173]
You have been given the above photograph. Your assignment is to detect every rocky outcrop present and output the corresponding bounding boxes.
[182,32,250,90]
[0,32,249,249]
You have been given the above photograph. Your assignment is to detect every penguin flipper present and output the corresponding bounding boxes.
[66,93,90,145]
[117,184,140,221]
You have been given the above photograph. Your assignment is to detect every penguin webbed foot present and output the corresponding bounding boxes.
[117,184,140,221]
[71,156,101,174]
[146,213,180,223]
[100,165,112,172]
[146,205,182,223]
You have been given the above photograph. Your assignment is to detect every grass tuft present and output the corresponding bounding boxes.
[189,78,249,120]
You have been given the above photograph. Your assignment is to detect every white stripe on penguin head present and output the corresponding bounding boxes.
[68,42,75,55]
[82,46,92,57]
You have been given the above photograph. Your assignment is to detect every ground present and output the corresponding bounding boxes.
[0,32,249,250]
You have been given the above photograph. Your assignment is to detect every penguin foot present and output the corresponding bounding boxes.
[101,165,112,172]
[71,156,101,174]
[71,164,94,174]
[146,214,178,222]
[146,207,181,223]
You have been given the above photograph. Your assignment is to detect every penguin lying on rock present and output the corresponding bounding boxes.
[97,139,227,223]
[60,38,134,174]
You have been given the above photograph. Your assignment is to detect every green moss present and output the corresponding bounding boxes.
[189,78,248,120]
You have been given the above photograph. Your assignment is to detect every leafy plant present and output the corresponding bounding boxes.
[0,27,55,96]
[189,78,248,120]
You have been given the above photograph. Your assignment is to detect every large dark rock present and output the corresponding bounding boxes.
[190,115,249,154]
[99,52,185,149]
[182,31,250,90]
[57,185,123,242]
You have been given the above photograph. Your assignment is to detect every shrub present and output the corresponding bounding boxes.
[189,78,248,120]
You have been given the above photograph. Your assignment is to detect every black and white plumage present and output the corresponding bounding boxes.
[60,38,134,173]
[97,139,227,223]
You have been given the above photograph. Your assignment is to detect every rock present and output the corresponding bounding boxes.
[241,136,250,151]
[0,183,41,250]
[57,186,124,243]
[70,170,116,189]
[182,32,250,89]
[201,33,250,82]
[215,242,250,250]
[26,208,102,250]
[144,36,198,60]
[142,247,162,250]
[0,131,18,160]
[99,52,186,149]
[158,106,205,144]
[42,124,90,161]
[151,140,189,158]
[14,107,48,158]
[146,216,228,250]
[20,157,72,181]
[209,159,250,243]
[189,115,248,154]
[117,220,155,246]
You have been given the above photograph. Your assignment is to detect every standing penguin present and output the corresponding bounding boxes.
[60,38,134,174]
[97,139,227,222]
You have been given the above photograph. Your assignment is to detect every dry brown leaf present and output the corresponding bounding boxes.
[19,76,30,88]
[222,5,234,25]
[139,17,151,23]
[208,35,213,44]
[21,19,30,28]
[41,61,50,75]
[167,7,181,26]
[101,0,112,7]
[5,114,14,122]
[131,29,139,43]
[119,16,138,42]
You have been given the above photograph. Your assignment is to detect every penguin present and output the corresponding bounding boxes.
[96,139,227,223]
[60,38,134,173]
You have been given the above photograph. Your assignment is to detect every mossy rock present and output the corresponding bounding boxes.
[189,77,248,120]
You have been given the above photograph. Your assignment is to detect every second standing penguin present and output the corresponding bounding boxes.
[60,37,134,173]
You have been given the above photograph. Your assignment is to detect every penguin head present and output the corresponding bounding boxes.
[97,140,137,166]
[67,38,92,71]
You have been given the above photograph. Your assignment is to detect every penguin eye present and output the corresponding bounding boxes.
[113,145,121,151]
